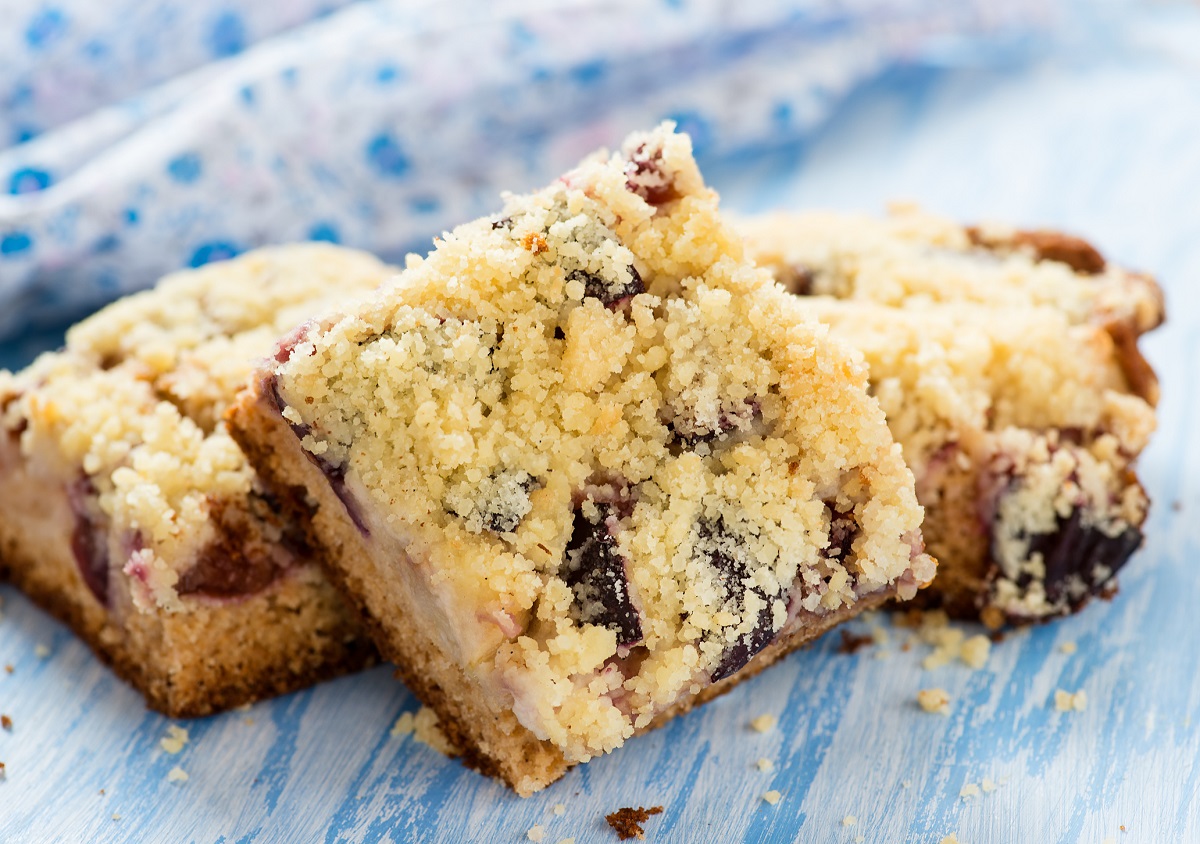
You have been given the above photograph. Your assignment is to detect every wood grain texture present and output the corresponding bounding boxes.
[2,10,1200,841]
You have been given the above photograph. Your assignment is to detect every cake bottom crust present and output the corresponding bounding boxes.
[231,378,900,795]
[0,438,375,718]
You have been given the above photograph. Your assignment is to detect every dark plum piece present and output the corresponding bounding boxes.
[491,216,513,230]
[272,321,316,364]
[623,143,679,207]
[561,505,642,649]
[1023,508,1143,607]
[780,263,816,296]
[668,399,761,448]
[176,498,296,598]
[695,518,778,682]
[569,266,645,309]
[67,477,109,605]
[266,373,370,537]
[823,503,858,561]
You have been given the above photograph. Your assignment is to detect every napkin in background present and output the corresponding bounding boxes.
[0,0,1083,341]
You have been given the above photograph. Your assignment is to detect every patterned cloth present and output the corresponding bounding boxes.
[0,0,1063,339]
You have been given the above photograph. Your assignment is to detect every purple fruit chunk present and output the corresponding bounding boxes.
[266,373,370,537]
[1023,508,1143,606]
[177,496,305,599]
[669,399,761,448]
[569,266,645,309]
[561,505,643,648]
[823,504,858,561]
[696,518,778,682]
[780,264,816,296]
[623,143,679,206]
[67,478,109,606]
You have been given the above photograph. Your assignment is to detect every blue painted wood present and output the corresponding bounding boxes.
[3,9,1199,842]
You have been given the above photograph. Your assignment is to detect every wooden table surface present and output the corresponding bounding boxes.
[2,7,1199,842]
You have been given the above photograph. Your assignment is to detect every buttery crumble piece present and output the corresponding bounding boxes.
[33,645,49,659]
[1060,641,1078,655]
[842,815,857,826]
[959,635,991,670]
[981,777,998,793]
[917,688,951,715]
[762,790,782,806]
[959,783,981,800]
[553,804,566,816]
[527,825,546,843]
[750,714,778,734]
[1054,689,1088,712]
[605,805,663,840]
[756,758,774,772]
[939,835,963,844]
[3,665,12,674]
[0,715,10,731]
[166,766,188,783]
[160,724,188,754]
[0,761,6,779]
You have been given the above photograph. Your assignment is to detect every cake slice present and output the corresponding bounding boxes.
[0,245,387,716]
[741,204,1164,404]
[740,207,1161,624]
[228,124,935,795]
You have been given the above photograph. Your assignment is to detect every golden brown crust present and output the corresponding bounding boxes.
[968,226,1108,276]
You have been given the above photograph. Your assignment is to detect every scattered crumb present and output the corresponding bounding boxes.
[553,803,566,816]
[1059,641,1077,655]
[939,835,962,844]
[111,814,121,822]
[390,711,415,738]
[901,780,912,789]
[243,717,255,726]
[604,805,663,840]
[959,635,991,670]
[917,688,951,715]
[1103,838,1116,844]
[762,790,782,806]
[160,725,189,755]
[166,766,188,784]
[842,814,857,827]
[33,644,49,659]
[901,640,912,652]
[1121,825,1127,832]
[838,630,873,655]
[0,761,6,779]
[527,824,546,842]
[987,630,1006,644]
[873,649,891,661]
[1054,690,1088,712]
[391,707,455,756]
[980,605,1006,631]
[871,626,889,646]
[750,714,777,733]
[3,665,12,674]
[234,702,253,713]
[0,715,11,731]
[981,777,997,793]
[1171,500,1182,512]
[960,783,981,801]
[99,789,105,795]
[856,837,865,844]
[557,838,575,844]
[756,758,774,773]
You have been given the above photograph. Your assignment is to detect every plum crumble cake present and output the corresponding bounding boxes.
[229,124,935,795]
[0,245,386,716]
[741,206,1162,623]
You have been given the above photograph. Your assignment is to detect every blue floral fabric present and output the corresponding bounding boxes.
[0,0,1062,340]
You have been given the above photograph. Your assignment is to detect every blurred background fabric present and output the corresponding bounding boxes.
[0,0,1089,341]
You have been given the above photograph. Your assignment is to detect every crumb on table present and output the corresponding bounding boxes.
[527,824,546,842]
[0,715,11,731]
[750,714,777,733]
[160,725,188,754]
[1054,689,1088,712]
[604,806,663,840]
[917,688,951,715]
[166,766,188,784]
[762,791,782,806]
